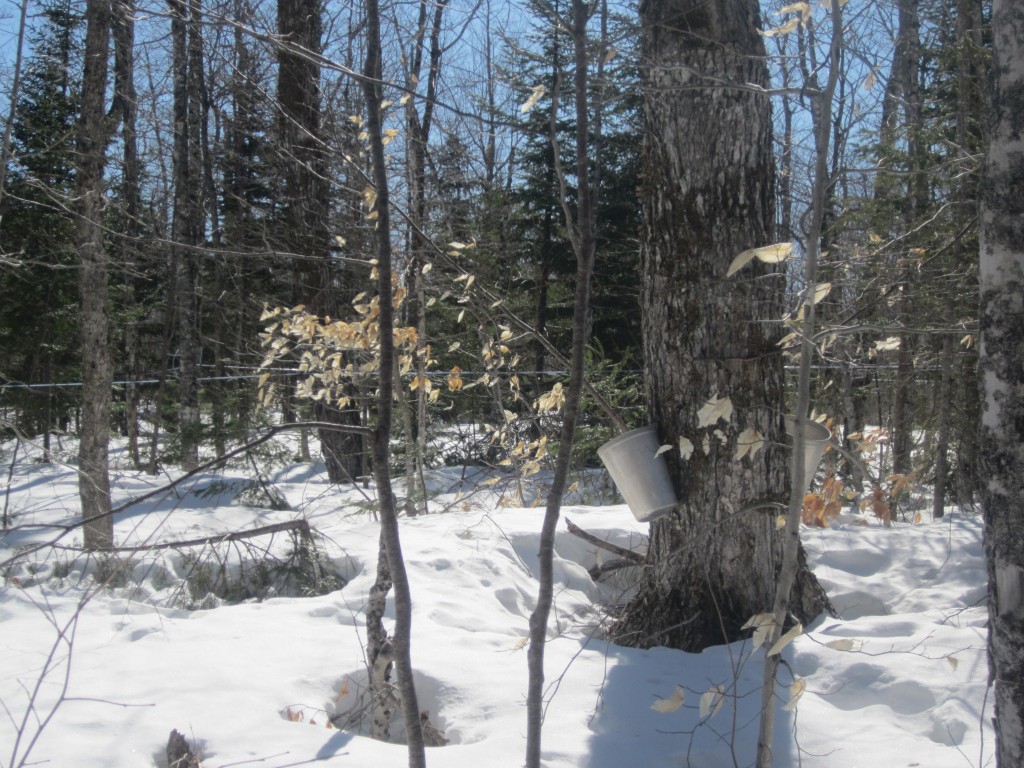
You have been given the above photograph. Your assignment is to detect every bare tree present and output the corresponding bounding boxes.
[76,0,114,549]
[0,0,30,220]
[168,0,207,470]
[758,4,843,764]
[111,0,143,468]
[525,0,599,764]
[362,0,425,762]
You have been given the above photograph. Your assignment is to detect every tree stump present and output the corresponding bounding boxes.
[166,729,199,767]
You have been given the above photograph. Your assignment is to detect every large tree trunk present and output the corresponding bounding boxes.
[277,0,362,483]
[979,2,1024,765]
[77,0,113,550]
[612,0,828,652]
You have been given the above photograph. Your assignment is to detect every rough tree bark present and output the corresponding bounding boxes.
[979,2,1024,764]
[168,0,205,470]
[612,0,829,652]
[887,0,923,481]
[277,0,363,483]
[77,0,114,550]
[111,0,142,468]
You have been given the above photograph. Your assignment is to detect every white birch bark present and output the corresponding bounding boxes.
[980,2,1024,765]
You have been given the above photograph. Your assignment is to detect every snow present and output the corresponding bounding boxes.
[1,438,993,767]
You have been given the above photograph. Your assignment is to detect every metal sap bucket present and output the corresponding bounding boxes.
[598,426,678,522]
[784,416,832,491]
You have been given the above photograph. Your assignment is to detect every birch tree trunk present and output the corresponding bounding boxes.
[77,0,114,550]
[979,2,1024,764]
[613,0,829,652]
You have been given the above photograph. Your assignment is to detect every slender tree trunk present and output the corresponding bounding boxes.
[362,0,425,761]
[980,3,1024,765]
[168,0,203,470]
[401,0,447,515]
[892,329,914,478]
[891,0,923,481]
[112,0,142,468]
[613,0,828,653]
[0,0,29,222]
[526,2,598,764]
[931,333,953,518]
[77,0,114,550]
[758,6,842,764]
[954,0,985,508]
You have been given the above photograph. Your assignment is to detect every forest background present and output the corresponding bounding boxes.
[0,0,1012,765]
[0,0,984,509]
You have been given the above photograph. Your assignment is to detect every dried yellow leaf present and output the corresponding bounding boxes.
[519,84,546,113]
[697,394,733,428]
[735,427,765,461]
[679,436,695,461]
[767,17,801,35]
[651,686,686,714]
[812,282,832,304]
[700,685,725,719]
[824,638,858,652]
[783,678,806,712]
[767,622,803,657]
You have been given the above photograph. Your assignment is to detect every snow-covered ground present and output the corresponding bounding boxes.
[1,437,992,767]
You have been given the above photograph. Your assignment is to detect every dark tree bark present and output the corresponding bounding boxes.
[953,0,986,509]
[77,0,114,550]
[979,3,1024,764]
[362,0,425,761]
[111,0,142,468]
[525,2,599,764]
[168,0,205,470]
[612,0,829,652]
[931,333,953,518]
[166,729,199,767]
[0,0,29,217]
[886,0,924,481]
[277,0,362,483]
[400,0,447,514]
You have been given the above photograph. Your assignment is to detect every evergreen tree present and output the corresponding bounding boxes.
[0,0,82,449]
[502,6,643,391]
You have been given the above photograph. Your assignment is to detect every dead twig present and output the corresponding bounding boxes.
[565,518,645,566]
